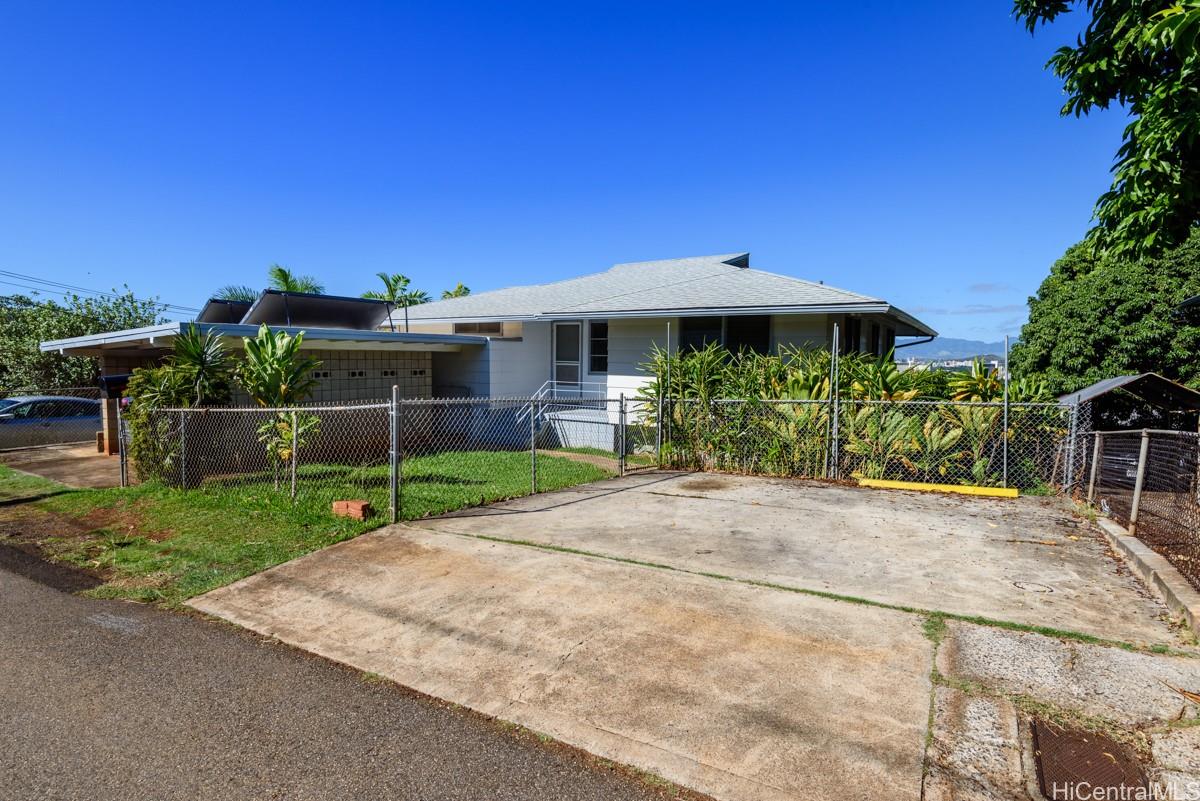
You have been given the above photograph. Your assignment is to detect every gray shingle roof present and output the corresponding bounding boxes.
[402,252,934,335]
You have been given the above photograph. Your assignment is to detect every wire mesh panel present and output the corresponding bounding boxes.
[1092,431,1142,524]
[660,399,833,478]
[659,397,1072,491]
[127,403,394,519]
[0,387,105,449]
[1095,430,1200,590]
[396,397,625,520]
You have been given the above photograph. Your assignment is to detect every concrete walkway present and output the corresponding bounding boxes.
[192,527,933,801]
[190,473,1200,800]
[0,444,121,488]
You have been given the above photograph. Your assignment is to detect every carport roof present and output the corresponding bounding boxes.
[40,322,487,357]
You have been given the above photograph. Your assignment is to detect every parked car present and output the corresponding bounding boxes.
[0,396,102,449]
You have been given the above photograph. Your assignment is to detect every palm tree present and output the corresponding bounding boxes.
[214,285,258,303]
[268,264,325,294]
[442,283,471,299]
[363,272,430,331]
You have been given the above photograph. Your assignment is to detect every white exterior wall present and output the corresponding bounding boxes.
[771,313,828,353]
[429,313,842,399]
[490,321,553,396]
[603,317,677,397]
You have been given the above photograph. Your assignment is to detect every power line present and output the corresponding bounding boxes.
[0,269,199,314]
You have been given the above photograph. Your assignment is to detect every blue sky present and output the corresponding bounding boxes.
[0,1,1124,339]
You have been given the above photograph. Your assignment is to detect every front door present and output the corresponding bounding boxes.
[553,322,581,387]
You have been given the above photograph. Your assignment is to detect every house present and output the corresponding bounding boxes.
[41,290,488,453]
[396,252,936,398]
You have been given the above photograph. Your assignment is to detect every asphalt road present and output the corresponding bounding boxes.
[0,560,688,801]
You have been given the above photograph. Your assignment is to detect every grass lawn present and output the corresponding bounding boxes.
[0,450,611,606]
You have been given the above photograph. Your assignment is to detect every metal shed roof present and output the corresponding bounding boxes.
[1058,373,1200,410]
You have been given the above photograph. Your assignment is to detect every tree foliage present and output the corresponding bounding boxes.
[268,264,325,294]
[1010,231,1200,394]
[362,272,431,306]
[441,282,471,299]
[214,285,258,302]
[0,290,165,390]
[1015,0,1200,259]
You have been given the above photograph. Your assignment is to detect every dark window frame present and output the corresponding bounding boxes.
[588,321,609,374]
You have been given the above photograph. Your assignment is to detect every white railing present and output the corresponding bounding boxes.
[518,380,609,422]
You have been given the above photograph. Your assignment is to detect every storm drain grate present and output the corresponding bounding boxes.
[1032,719,1147,799]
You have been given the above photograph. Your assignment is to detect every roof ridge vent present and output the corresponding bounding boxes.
[722,253,750,269]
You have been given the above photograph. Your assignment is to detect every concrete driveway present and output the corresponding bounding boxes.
[192,472,1194,801]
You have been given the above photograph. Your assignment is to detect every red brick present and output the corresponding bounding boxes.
[332,499,372,521]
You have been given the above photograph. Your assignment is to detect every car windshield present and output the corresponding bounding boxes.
[0,398,21,411]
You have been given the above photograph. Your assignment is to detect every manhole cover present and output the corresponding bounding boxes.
[1032,719,1147,800]
[1014,581,1055,593]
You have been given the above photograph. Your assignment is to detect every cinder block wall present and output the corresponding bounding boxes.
[100,349,433,406]
[292,349,433,404]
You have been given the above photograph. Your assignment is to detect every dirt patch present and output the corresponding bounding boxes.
[677,477,731,491]
[0,499,168,592]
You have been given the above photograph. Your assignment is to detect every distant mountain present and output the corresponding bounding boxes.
[896,337,1011,361]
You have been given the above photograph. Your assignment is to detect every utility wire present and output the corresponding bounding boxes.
[0,269,199,314]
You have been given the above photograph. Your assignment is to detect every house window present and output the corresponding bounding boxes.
[454,322,504,335]
[725,315,771,355]
[680,316,723,352]
[841,316,862,354]
[589,321,608,373]
[869,322,881,356]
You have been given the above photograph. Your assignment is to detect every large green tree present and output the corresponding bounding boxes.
[1010,231,1200,394]
[0,291,165,390]
[1015,0,1200,259]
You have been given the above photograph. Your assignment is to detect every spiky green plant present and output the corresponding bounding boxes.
[268,264,325,294]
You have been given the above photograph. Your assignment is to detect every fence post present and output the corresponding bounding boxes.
[1129,429,1151,536]
[1087,431,1101,505]
[116,401,128,488]
[1064,403,1079,491]
[619,393,627,477]
[390,385,400,524]
[179,409,187,489]
[829,324,840,480]
[290,410,298,502]
[656,392,663,468]
[530,398,538,494]
[1002,335,1009,489]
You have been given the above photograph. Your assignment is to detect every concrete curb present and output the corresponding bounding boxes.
[1096,516,1200,638]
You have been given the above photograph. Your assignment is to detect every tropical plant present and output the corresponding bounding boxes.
[214,285,258,303]
[948,358,1003,402]
[1014,0,1200,259]
[235,324,323,489]
[170,324,232,406]
[442,282,471,299]
[363,272,431,306]
[841,405,915,480]
[904,414,965,483]
[268,264,325,294]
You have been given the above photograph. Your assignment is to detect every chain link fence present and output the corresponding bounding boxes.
[1090,429,1200,590]
[662,398,1079,492]
[118,394,653,523]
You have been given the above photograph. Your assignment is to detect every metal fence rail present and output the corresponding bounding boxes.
[1091,429,1200,590]
[117,390,1092,524]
